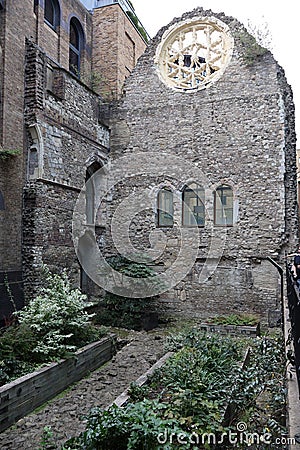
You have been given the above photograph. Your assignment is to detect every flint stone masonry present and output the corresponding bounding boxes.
[103,7,298,320]
[0,0,147,313]
[23,41,110,300]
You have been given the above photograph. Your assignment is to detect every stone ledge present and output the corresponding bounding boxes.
[108,351,174,409]
[199,323,260,337]
[0,334,116,432]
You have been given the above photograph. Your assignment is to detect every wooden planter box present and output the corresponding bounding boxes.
[0,335,116,432]
[199,322,260,337]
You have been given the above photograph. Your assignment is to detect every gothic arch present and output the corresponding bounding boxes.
[27,123,44,179]
[85,152,108,225]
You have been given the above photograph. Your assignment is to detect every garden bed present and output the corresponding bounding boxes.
[199,313,261,337]
[199,322,260,337]
[0,334,116,432]
[63,329,286,449]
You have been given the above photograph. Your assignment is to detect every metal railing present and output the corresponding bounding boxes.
[286,264,300,396]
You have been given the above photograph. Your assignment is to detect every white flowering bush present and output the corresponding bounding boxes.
[16,266,99,361]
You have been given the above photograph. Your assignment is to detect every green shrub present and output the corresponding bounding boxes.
[64,400,188,450]
[63,330,287,448]
[16,266,99,361]
[94,255,160,330]
[206,313,259,326]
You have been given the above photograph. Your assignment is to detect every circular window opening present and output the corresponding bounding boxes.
[155,16,234,92]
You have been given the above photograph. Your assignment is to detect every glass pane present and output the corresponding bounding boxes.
[69,48,79,75]
[70,22,79,49]
[45,0,54,25]
[183,183,205,226]
[215,186,233,225]
[158,189,173,226]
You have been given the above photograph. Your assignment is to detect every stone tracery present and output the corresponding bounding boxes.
[155,17,234,91]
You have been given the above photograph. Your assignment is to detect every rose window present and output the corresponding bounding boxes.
[155,17,234,91]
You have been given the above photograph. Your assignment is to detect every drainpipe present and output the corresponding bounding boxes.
[266,256,284,331]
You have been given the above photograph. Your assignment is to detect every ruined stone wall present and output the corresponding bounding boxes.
[105,8,298,320]
[23,41,109,300]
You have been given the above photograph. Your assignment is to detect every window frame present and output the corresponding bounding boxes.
[157,188,174,228]
[214,184,234,226]
[44,0,60,31]
[69,17,84,78]
[182,183,205,227]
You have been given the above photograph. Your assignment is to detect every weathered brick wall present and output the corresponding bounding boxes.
[105,8,298,320]
[92,4,146,99]
[0,0,36,272]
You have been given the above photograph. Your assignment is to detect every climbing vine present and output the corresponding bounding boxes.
[0,148,20,160]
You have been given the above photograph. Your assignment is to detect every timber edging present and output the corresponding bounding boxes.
[0,334,116,432]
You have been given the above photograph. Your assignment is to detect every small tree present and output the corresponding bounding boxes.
[16,266,98,361]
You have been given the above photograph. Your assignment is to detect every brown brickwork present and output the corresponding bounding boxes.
[0,0,146,317]
[92,4,146,99]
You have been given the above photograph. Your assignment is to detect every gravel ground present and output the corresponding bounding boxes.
[0,329,167,449]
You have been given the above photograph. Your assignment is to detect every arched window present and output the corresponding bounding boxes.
[44,0,60,31]
[214,185,233,226]
[69,18,84,77]
[157,188,173,227]
[182,183,205,226]
[85,161,102,224]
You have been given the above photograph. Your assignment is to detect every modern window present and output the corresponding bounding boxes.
[214,185,233,226]
[44,0,60,31]
[69,18,84,77]
[157,188,173,227]
[182,183,205,226]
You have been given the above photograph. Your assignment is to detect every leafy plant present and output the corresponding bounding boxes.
[63,330,287,449]
[0,148,20,160]
[0,266,106,385]
[64,400,189,450]
[206,313,259,326]
[38,425,56,450]
[15,266,99,361]
[94,254,160,330]
[236,29,268,65]
[126,11,148,42]
[128,382,149,402]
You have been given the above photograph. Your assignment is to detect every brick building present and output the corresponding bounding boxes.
[0,0,147,323]
[0,2,298,324]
